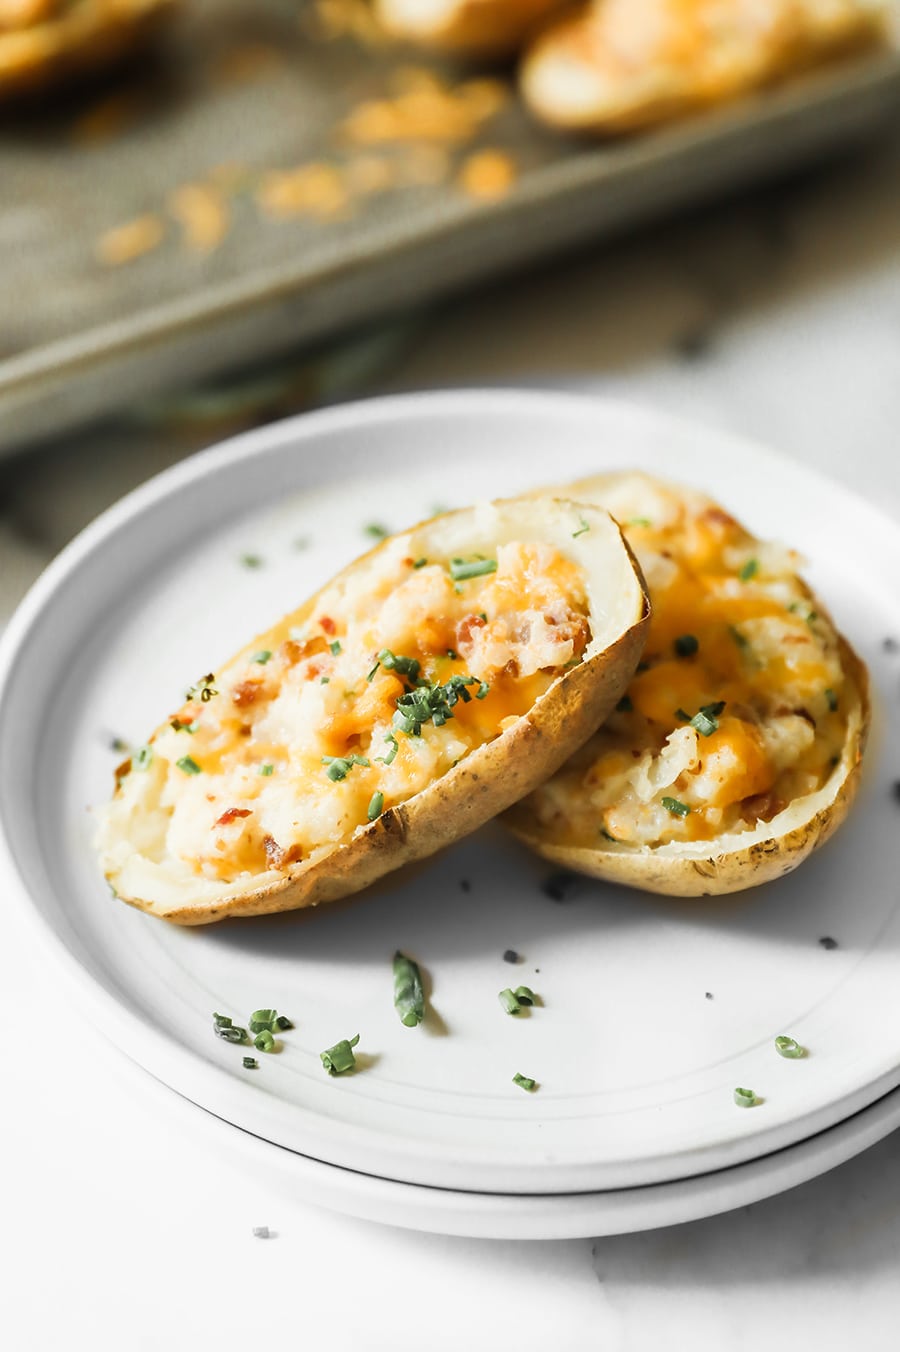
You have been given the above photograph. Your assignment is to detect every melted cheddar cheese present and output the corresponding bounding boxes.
[528,476,848,849]
[122,538,589,886]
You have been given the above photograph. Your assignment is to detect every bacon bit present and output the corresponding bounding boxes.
[742,792,787,823]
[263,835,302,870]
[238,724,252,737]
[280,635,327,666]
[702,507,738,530]
[214,808,252,828]
[232,680,264,707]
[318,616,337,635]
[457,613,487,647]
[263,835,285,868]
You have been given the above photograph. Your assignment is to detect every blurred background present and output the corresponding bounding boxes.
[2,0,900,621]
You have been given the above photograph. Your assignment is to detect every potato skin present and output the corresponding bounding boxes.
[107,499,650,924]
[505,488,871,899]
[507,641,868,896]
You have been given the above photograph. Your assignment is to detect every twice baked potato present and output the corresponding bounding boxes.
[506,473,869,896]
[98,495,649,924]
[374,0,569,54]
[0,0,179,99]
[520,0,889,135]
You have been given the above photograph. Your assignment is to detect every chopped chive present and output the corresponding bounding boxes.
[275,1015,293,1031]
[503,949,520,964]
[109,735,129,753]
[819,935,838,950]
[445,647,461,661]
[367,791,385,821]
[213,1012,233,1029]
[541,871,578,902]
[378,649,420,681]
[775,1035,805,1059]
[393,952,425,1027]
[176,755,202,775]
[825,688,838,711]
[662,796,691,817]
[729,625,750,651]
[674,634,699,658]
[476,681,490,699]
[248,1009,277,1034]
[252,650,272,665]
[320,676,330,684]
[170,719,199,734]
[513,1073,537,1092]
[734,1087,756,1107]
[572,520,590,539]
[739,559,758,582]
[806,611,819,627]
[626,517,652,528]
[687,701,726,737]
[254,1029,276,1053]
[413,557,428,569]
[133,745,154,771]
[239,553,263,569]
[513,986,536,1006]
[499,988,522,1015]
[259,763,274,776]
[186,673,218,703]
[376,733,399,766]
[329,640,342,656]
[242,1057,258,1069]
[366,661,381,682]
[320,1033,360,1075]
[215,1024,247,1044]
[449,557,497,582]
[365,523,388,539]
[322,754,370,781]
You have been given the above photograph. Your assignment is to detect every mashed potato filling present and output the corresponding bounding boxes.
[528,478,850,849]
[105,535,590,890]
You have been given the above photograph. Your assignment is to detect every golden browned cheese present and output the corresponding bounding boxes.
[521,0,889,134]
[97,496,649,923]
[506,472,869,896]
[375,0,570,53]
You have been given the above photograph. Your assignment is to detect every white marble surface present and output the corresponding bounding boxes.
[3,118,900,1349]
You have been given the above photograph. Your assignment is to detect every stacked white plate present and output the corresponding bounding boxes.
[2,390,899,1239]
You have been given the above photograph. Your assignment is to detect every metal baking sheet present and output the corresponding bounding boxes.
[3,1,899,457]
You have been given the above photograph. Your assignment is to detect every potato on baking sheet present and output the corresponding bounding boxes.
[0,0,179,98]
[505,472,869,896]
[520,0,890,134]
[97,495,649,924]
[374,0,569,54]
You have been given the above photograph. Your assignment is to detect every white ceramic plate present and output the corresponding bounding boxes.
[1,390,899,1199]
[140,1057,900,1240]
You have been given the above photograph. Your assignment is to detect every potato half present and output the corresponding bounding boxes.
[374,0,569,54]
[506,473,869,896]
[98,496,649,924]
[520,0,889,135]
[0,0,179,99]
